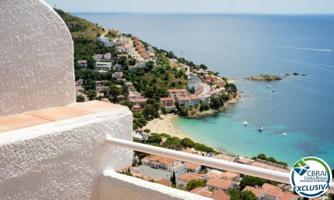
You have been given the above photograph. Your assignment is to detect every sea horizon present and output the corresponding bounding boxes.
[72,12,334,17]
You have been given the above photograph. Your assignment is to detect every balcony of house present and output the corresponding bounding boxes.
[0,1,333,200]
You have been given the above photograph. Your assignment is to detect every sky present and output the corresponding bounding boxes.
[46,0,334,14]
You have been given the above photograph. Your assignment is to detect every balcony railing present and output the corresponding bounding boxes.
[106,136,334,193]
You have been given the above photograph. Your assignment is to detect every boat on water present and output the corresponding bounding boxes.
[267,85,271,89]
[258,126,264,132]
[272,89,276,93]
[282,132,287,136]
[243,121,248,126]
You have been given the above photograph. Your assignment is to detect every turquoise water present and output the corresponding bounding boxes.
[74,13,334,167]
[174,80,334,166]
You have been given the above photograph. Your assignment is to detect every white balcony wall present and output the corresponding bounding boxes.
[0,0,75,116]
[0,108,133,200]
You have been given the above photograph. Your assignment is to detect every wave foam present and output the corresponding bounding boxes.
[270,45,332,53]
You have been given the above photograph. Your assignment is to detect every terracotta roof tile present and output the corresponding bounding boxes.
[262,183,282,198]
[144,155,177,165]
[221,172,240,179]
[243,186,263,198]
[213,191,230,200]
[178,173,204,181]
[191,187,213,198]
[280,192,298,200]
[207,178,234,190]
[184,162,201,171]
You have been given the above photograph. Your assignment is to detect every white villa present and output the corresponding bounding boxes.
[96,61,112,73]
[188,74,202,92]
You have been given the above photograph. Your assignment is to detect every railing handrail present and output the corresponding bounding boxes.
[106,136,334,193]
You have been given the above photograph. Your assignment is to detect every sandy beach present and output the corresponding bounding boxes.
[143,114,187,138]
[143,113,290,171]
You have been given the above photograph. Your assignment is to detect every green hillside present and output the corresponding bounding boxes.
[55,9,113,67]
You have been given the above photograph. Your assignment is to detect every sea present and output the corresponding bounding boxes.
[74,13,334,167]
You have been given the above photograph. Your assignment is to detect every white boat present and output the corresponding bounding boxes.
[282,132,287,136]
[243,121,248,126]
[258,126,264,132]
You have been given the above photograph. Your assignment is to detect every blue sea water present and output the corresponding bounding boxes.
[74,13,334,167]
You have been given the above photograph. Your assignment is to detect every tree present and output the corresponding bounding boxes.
[185,179,206,191]
[83,79,96,91]
[210,96,224,110]
[257,153,267,160]
[145,61,154,72]
[163,137,182,150]
[240,175,268,189]
[86,89,96,100]
[166,51,176,59]
[147,134,162,144]
[143,104,159,120]
[177,106,190,117]
[199,64,208,70]
[181,138,195,148]
[109,84,122,101]
[199,101,209,112]
[170,171,176,187]
[143,129,151,133]
[76,95,85,102]
[194,143,214,153]
[228,188,257,200]
[254,154,288,167]
[129,58,136,66]
[189,87,195,94]
[225,83,237,94]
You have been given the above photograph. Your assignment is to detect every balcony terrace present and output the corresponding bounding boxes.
[0,0,333,200]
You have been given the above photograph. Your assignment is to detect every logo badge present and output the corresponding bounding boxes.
[290,157,332,198]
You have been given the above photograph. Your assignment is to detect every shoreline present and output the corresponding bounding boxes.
[143,91,241,137]
[143,113,290,172]
[143,114,187,139]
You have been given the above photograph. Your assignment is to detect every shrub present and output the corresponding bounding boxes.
[147,134,162,145]
[163,137,182,150]
[194,143,214,153]
[181,138,195,148]
[185,179,206,191]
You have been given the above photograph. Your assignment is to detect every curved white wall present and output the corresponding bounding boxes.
[0,0,75,116]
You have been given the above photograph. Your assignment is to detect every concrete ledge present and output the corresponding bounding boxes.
[99,170,212,200]
[0,101,126,133]
[0,101,133,200]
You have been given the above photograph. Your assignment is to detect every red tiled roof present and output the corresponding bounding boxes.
[129,98,147,103]
[132,104,142,109]
[184,162,201,171]
[207,178,234,190]
[262,183,282,198]
[205,170,224,179]
[221,172,240,179]
[178,173,204,182]
[177,97,191,101]
[143,155,177,165]
[280,192,298,200]
[168,89,188,93]
[213,191,230,200]
[160,97,174,101]
[243,186,263,198]
[159,179,172,187]
[191,187,213,198]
